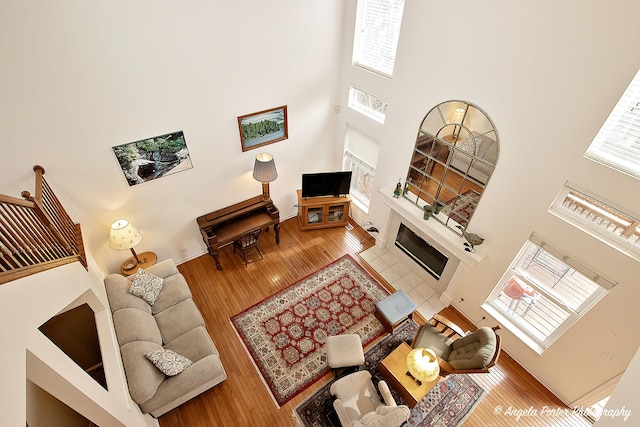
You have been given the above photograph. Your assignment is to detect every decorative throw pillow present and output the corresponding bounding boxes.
[129,268,164,305]
[461,137,482,156]
[145,349,193,376]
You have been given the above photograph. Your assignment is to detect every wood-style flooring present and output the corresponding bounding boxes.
[158,217,590,427]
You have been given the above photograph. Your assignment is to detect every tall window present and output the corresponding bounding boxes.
[585,69,640,179]
[549,182,640,260]
[343,127,380,212]
[353,0,405,77]
[483,234,616,352]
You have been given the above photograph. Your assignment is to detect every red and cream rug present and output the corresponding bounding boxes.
[230,254,389,406]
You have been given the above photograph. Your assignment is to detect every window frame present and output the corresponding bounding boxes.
[348,85,388,124]
[585,68,640,179]
[352,0,405,78]
[482,234,615,353]
[343,126,380,212]
[549,182,640,262]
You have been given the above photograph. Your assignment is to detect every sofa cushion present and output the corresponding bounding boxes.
[165,326,217,362]
[146,349,193,376]
[105,274,153,314]
[120,341,167,404]
[112,308,162,346]
[447,327,496,370]
[154,298,205,344]
[151,272,193,314]
[129,268,165,305]
[414,323,454,360]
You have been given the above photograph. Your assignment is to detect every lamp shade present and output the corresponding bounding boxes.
[406,348,440,383]
[108,219,142,251]
[253,153,278,183]
[447,107,466,125]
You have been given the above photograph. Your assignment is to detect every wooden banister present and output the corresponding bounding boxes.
[0,165,86,285]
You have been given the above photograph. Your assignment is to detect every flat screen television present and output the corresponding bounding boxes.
[301,171,352,198]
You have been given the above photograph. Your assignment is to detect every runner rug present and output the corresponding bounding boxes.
[230,254,389,407]
[293,321,486,427]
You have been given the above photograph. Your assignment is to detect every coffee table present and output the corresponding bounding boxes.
[377,342,439,408]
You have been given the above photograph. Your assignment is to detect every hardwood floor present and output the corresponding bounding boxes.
[158,217,590,427]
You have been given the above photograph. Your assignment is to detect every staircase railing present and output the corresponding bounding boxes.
[0,165,86,285]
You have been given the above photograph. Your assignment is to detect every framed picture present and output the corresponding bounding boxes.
[112,130,193,186]
[238,105,288,152]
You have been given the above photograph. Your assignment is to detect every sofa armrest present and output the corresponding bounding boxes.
[333,399,355,427]
[378,381,397,407]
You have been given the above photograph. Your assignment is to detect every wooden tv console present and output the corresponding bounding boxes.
[297,189,350,231]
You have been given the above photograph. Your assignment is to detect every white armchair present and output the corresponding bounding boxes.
[329,370,410,427]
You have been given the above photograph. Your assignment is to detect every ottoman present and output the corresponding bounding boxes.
[375,290,416,333]
[326,334,365,377]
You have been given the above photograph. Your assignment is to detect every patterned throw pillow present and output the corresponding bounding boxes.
[145,349,193,376]
[129,268,164,305]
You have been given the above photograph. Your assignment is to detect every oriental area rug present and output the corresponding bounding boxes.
[230,255,389,407]
[294,321,486,427]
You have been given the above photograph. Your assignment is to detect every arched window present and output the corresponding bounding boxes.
[403,100,499,235]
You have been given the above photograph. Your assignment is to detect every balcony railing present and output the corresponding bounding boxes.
[0,165,86,284]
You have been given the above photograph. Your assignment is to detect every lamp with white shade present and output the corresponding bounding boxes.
[406,347,440,385]
[253,153,278,199]
[444,107,467,142]
[108,219,157,274]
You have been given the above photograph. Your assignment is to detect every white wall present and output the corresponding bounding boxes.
[0,1,346,424]
[337,0,640,408]
[0,0,345,274]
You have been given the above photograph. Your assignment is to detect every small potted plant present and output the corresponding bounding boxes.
[423,204,435,220]
[433,200,445,214]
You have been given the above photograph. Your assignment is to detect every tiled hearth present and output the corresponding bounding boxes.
[359,246,445,321]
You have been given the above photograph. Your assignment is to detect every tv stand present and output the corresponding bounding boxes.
[297,189,350,231]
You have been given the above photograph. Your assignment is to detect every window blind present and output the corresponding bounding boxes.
[345,127,380,171]
[353,0,405,77]
[585,69,640,179]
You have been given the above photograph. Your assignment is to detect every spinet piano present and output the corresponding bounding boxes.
[197,195,280,269]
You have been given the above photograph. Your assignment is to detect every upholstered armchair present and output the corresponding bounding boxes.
[411,314,501,376]
[329,370,410,427]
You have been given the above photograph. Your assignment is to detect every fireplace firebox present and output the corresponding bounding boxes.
[395,223,448,280]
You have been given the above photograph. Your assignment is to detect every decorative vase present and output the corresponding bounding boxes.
[433,200,445,214]
[423,204,434,220]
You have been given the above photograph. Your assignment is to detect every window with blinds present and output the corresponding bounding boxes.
[585,69,640,179]
[343,127,380,211]
[349,85,388,124]
[549,182,640,260]
[483,234,616,352]
[353,0,405,77]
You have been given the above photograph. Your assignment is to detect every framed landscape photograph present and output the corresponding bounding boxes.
[112,130,193,186]
[238,105,288,152]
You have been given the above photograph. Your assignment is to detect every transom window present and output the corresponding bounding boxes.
[353,0,405,77]
[585,68,640,179]
[483,234,616,352]
[349,85,388,124]
[549,182,640,261]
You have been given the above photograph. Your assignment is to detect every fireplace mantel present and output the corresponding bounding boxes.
[378,186,485,304]
[378,187,485,266]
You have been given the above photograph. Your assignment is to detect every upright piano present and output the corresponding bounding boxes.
[197,195,280,269]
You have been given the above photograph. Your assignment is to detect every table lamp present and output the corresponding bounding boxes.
[406,347,440,385]
[109,219,143,270]
[253,153,278,199]
[446,107,466,142]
